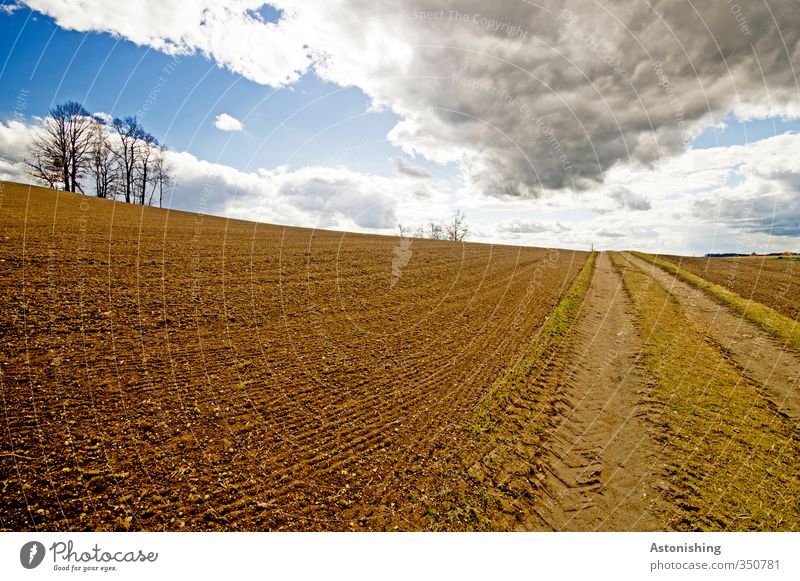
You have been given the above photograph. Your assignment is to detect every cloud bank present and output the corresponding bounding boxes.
[18,0,800,200]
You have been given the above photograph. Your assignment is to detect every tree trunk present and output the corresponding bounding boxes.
[70,158,77,194]
[63,164,70,192]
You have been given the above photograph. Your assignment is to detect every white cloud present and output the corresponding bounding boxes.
[0,118,40,183]
[213,112,244,132]
[164,153,456,232]
[496,220,570,234]
[20,0,312,86]
[93,111,114,124]
[468,132,800,253]
[608,187,651,212]
[391,157,433,180]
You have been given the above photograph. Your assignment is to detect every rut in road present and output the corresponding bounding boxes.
[530,252,669,531]
[625,252,800,422]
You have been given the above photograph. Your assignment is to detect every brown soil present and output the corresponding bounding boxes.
[660,254,800,322]
[0,182,586,531]
[529,252,669,531]
[420,250,800,531]
[628,253,800,421]
[3,180,798,532]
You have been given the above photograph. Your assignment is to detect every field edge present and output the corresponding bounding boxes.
[632,251,800,351]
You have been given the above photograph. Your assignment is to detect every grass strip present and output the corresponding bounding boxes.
[612,252,800,531]
[465,251,596,434]
[632,251,800,351]
[418,251,596,530]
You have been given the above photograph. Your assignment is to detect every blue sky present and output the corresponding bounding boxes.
[692,116,800,150]
[1,1,799,255]
[0,7,413,174]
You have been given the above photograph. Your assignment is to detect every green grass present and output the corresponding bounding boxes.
[632,251,800,351]
[464,251,597,434]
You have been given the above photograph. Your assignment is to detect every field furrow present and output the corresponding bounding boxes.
[0,182,586,530]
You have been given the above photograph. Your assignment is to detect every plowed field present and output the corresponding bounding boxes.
[4,181,799,532]
[0,181,586,531]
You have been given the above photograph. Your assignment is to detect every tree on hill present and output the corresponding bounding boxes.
[149,144,173,208]
[90,117,119,199]
[111,116,145,204]
[27,101,173,206]
[26,142,63,190]
[445,210,469,241]
[26,101,94,193]
[136,130,158,205]
[426,221,444,239]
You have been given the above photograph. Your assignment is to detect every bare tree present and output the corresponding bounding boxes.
[112,116,144,204]
[26,101,93,192]
[136,131,157,205]
[426,221,444,240]
[445,210,469,241]
[26,142,63,189]
[397,223,410,238]
[63,103,95,193]
[148,144,173,208]
[26,104,169,205]
[90,118,118,199]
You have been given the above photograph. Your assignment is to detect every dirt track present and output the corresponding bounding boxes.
[530,252,668,531]
[454,250,800,531]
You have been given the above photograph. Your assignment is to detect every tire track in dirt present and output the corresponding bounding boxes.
[626,253,800,422]
[529,252,669,531]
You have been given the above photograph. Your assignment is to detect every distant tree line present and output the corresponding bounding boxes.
[398,210,470,242]
[26,101,173,207]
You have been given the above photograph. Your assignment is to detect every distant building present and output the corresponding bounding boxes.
[751,252,758,257]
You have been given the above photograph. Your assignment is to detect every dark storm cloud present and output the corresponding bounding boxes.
[361,0,800,197]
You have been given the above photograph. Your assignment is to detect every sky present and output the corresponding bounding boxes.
[1,0,799,255]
